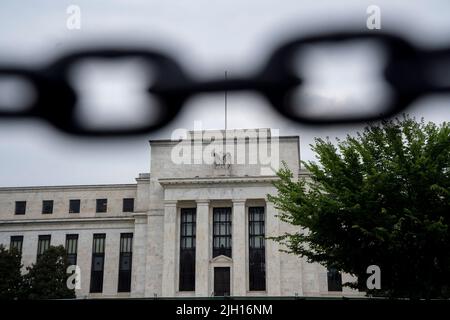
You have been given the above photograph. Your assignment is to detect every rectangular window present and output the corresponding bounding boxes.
[65,234,79,265]
[37,235,51,258]
[15,201,26,215]
[118,233,133,292]
[10,236,24,254]
[249,207,266,291]
[96,199,107,213]
[42,200,54,214]
[122,198,134,212]
[213,207,232,258]
[90,234,106,293]
[69,199,81,213]
[179,208,196,291]
[327,268,343,291]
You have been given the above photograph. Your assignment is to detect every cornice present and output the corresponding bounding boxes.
[158,175,280,186]
[0,184,137,193]
[0,216,135,226]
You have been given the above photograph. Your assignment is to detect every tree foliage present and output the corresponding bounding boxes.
[268,117,450,298]
[0,245,23,299]
[22,245,75,300]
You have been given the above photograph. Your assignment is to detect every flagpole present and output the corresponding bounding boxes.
[225,70,227,131]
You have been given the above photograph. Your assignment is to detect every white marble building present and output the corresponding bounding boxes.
[0,129,358,298]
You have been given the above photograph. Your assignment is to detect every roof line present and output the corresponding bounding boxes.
[149,135,300,144]
[0,183,137,192]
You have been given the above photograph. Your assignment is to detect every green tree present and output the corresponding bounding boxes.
[268,117,450,298]
[0,245,23,299]
[23,245,75,299]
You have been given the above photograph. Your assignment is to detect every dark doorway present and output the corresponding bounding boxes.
[214,267,230,296]
[327,268,343,291]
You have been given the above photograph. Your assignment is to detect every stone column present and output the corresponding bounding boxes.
[266,201,281,295]
[103,231,120,296]
[195,200,210,297]
[232,199,247,296]
[131,213,147,297]
[161,200,177,297]
[145,209,164,297]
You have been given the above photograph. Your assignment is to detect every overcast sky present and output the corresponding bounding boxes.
[0,0,449,187]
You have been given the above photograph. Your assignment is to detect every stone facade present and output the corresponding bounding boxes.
[0,129,359,298]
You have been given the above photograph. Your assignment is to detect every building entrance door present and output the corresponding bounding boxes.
[214,267,230,296]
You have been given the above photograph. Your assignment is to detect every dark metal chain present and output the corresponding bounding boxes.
[0,30,449,136]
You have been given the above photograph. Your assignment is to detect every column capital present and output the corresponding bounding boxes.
[196,199,210,205]
[164,200,177,207]
[232,199,246,205]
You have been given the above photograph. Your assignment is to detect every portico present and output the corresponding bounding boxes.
[159,176,281,297]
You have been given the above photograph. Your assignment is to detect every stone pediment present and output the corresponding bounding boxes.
[210,255,232,263]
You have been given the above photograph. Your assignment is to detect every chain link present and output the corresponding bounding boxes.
[0,30,448,136]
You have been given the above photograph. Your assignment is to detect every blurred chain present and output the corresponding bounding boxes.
[0,30,449,136]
